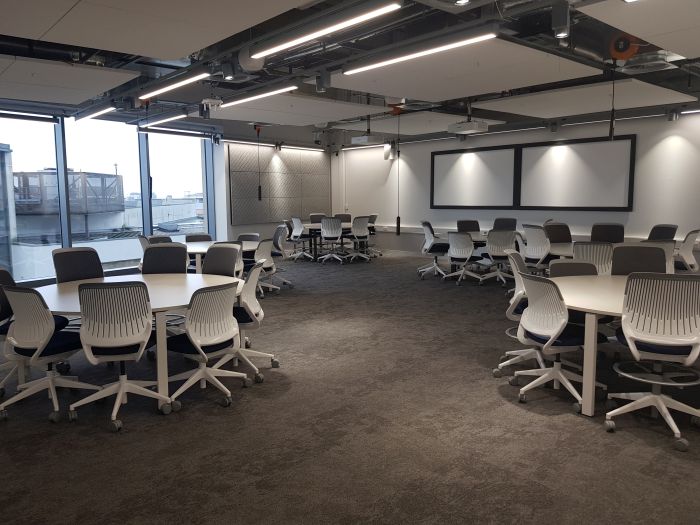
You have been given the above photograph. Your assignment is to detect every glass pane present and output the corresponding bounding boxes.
[64,118,142,269]
[0,117,62,281]
[148,133,207,241]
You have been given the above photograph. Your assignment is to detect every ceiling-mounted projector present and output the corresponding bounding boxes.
[351,134,384,145]
[448,120,488,134]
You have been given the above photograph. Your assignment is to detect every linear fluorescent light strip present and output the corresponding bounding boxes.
[0,110,53,119]
[220,85,298,108]
[251,2,401,59]
[344,32,497,75]
[80,106,116,120]
[142,114,187,128]
[222,139,276,147]
[681,109,700,115]
[138,72,211,100]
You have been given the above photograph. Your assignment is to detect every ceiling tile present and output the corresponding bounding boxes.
[334,111,503,135]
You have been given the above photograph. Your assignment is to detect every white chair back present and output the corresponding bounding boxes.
[573,242,613,275]
[622,273,700,366]
[421,221,436,253]
[642,241,675,274]
[185,282,240,360]
[273,225,289,258]
[521,224,550,264]
[241,261,264,323]
[518,273,568,354]
[291,217,305,240]
[78,282,152,365]
[678,229,700,271]
[486,230,516,257]
[321,217,342,240]
[351,216,370,238]
[3,286,55,365]
[505,249,528,321]
[447,232,474,261]
[255,239,275,270]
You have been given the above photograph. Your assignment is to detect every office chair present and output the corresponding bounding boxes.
[443,232,482,285]
[138,235,150,252]
[647,224,678,241]
[418,221,449,278]
[543,222,572,244]
[457,219,484,249]
[147,235,172,244]
[318,217,345,264]
[309,213,325,224]
[367,213,383,257]
[510,273,608,407]
[520,224,550,269]
[202,243,240,278]
[141,243,188,274]
[641,241,676,274]
[493,250,545,378]
[549,260,614,328]
[289,217,313,261]
[213,262,279,383]
[237,233,260,242]
[612,245,667,275]
[53,247,104,283]
[67,282,173,431]
[493,217,517,231]
[478,230,516,285]
[675,229,700,271]
[591,223,625,243]
[606,273,700,451]
[185,234,212,242]
[334,213,351,223]
[0,287,100,423]
[345,216,371,262]
[166,282,251,406]
[572,242,614,275]
[246,239,282,296]
[271,224,294,288]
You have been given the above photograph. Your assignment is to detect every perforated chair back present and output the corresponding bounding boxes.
[368,214,378,234]
[148,235,172,244]
[237,233,260,242]
[521,224,550,263]
[591,223,625,243]
[272,225,288,256]
[505,250,528,321]
[457,220,480,233]
[447,232,474,262]
[421,221,437,253]
[486,229,516,258]
[621,273,700,366]
[291,217,306,240]
[647,224,678,241]
[612,244,666,275]
[321,217,342,240]
[549,260,598,277]
[493,217,517,231]
[240,261,264,324]
[185,283,240,360]
[544,222,572,244]
[309,213,325,224]
[284,220,293,239]
[351,216,370,238]
[138,235,150,252]
[573,242,613,275]
[78,282,152,364]
[677,229,700,271]
[141,243,188,274]
[641,241,676,274]
[186,233,212,242]
[3,286,58,365]
[202,244,240,277]
[254,240,275,270]
[0,269,16,323]
[52,247,104,284]
[335,213,351,223]
[518,273,568,354]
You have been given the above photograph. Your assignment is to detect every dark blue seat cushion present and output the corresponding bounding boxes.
[1,315,69,336]
[615,327,692,356]
[568,310,614,325]
[428,243,449,254]
[233,306,255,325]
[451,256,482,263]
[90,330,157,357]
[167,333,235,355]
[525,323,607,347]
[14,330,82,358]
[513,299,528,316]
[243,258,256,272]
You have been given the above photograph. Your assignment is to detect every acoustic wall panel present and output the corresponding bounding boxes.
[228,143,330,225]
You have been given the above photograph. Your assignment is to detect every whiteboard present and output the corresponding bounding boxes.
[432,149,515,207]
[520,139,632,208]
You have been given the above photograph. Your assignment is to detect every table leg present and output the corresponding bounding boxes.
[195,254,202,273]
[155,311,169,408]
[582,312,599,416]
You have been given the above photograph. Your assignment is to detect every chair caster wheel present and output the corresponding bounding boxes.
[56,362,71,375]
[492,368,503,378]
[605,399,618,412]
[498,355,509,363]
[0,409,7,421]
[220,396,233,407]
[254,373,264,384]
[604,420,616,433]
[68,410,78,422]
[146,350,156,362]
[0,387,4,399]
[691,416,700,428]
[509,376,519,387]
[243,378,253,388]
[518,394,526,403]
[171,400,182,412]
[110,419,123,433]
[573,402,582,414]
[478,281,484,286]
[159,403,172,415]
[271,358,280,368]
[48,411,60,423]
[245,337,251,349]
[674,437,689,452]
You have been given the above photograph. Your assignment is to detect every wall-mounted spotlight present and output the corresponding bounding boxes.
[221,62,235,81]
[552,0,570,39]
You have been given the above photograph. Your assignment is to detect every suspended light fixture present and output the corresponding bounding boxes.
[220,85,298,108]
[138,72,211,100]
[141,113,188,128]
[552,0,570,39]
[77,106,116,121]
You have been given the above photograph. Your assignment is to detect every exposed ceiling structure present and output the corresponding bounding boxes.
[1,0,699,147]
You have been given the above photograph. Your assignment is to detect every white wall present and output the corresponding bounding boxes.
[334,114,700,239]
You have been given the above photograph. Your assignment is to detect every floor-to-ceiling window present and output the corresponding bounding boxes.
[64,117,143,269]
[0,116,63,281]
[147,133,207,242]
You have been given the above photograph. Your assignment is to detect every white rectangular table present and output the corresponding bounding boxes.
[186,240,259,273]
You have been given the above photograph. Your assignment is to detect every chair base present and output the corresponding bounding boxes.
[497,348,545,371]
[443,266,482,285]
[606,392,700,440]
[319,252,345,264]
[515,361,607,402]
[214,348,277,377]
[479,266,513,285]
[418,256,446,278]
[168,362,249,401]
[0,370,100,413]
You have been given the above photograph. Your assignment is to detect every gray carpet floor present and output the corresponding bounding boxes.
[2,252,700,524]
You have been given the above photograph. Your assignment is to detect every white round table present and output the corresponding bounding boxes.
[36,274,244,407]
[186,241,259,273]
[550,275,627,416]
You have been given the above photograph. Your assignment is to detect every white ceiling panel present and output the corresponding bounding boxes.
[0,0,309,60]
[579,0,700,59]
[0,55,140,105]
[472,79,697,118]
[203,94,381,127]
[333,111,503,135]
[331,38,600,102]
